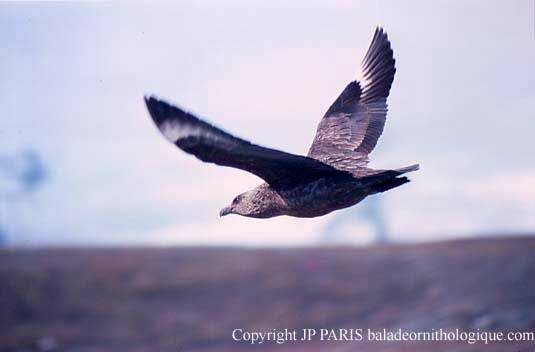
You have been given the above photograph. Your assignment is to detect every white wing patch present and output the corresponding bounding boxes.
[158,119,230,146]
[159,120,203,143]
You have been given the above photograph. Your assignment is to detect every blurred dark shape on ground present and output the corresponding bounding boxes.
[0,149,47,246]
[321,196,389,244]
[0,228,5,247]
[0,149,47,198]
[1,237,534,352]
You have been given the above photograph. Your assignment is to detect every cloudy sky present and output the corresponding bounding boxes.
[1,0,534,246]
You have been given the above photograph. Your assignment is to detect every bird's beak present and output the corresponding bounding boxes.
[219,206,232,217]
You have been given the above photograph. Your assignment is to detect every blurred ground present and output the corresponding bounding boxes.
[1,237,534,352]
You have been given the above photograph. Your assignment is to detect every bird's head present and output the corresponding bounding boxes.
[219,193,247,217]
[219,187,283,218]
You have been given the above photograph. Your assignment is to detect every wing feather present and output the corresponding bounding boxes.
[308,27,396,173]
[145,97,350,187]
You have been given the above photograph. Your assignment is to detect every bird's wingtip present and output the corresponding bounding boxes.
[370,26,389,43]
[144,94,159,106]
[143,95,155,113]
[143,94,171,128]
[144,95,157,120]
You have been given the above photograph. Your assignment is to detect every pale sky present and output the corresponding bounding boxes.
[1,0,534,246]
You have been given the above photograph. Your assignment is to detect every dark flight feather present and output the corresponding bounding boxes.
[308,27,396,173]
[145,97,352,188]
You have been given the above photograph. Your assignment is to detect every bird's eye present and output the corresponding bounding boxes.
[232,196,240,205]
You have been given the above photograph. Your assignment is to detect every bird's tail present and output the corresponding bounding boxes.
[373,176,410,193]
[361,163,419,194]
[394,163,420,175]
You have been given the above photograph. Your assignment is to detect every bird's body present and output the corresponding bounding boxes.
[145,27,419,219]
[232,168,414,218]
[223,177,363,219]
[260,178,369,218]
[277,177,364,218]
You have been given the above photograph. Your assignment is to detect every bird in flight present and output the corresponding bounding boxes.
[145,27,418,219]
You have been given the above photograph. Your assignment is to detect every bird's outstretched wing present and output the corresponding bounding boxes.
[308,27,396,174]
[145,97,351,187]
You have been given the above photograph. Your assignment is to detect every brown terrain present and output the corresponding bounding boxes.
[1,237,534,352]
